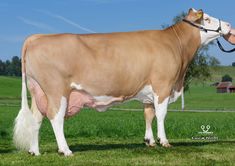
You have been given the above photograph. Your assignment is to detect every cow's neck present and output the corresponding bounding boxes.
[169,21,201,65]
[164,21,201,91]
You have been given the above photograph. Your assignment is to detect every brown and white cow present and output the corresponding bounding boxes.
[14,8,231,156]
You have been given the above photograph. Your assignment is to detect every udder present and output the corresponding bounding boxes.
[66,90,124,118]
[67,90,96,117]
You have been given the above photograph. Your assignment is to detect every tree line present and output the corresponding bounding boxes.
[0,56,21,77]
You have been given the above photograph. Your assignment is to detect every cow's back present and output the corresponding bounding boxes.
[25,31,181,98]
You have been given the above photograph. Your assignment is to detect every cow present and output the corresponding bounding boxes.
[13,8,231,156]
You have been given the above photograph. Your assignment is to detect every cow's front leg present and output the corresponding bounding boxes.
[154,95,171,147]
[144,104,156,147]
[50,96,73,156]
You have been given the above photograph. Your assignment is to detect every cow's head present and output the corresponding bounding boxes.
[185,8,231,45]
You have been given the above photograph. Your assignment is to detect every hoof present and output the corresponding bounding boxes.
[58,149,73,156]
[144,139,156,147]
[28,151,40,156]
[157,137,160,143]
[161,142,172,148]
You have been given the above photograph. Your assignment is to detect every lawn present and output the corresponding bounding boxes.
[0,106,235,165]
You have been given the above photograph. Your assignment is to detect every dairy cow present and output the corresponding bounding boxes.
[14,8,231,156]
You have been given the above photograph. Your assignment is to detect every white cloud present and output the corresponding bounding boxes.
[35,10,96,33]
[17,16,57,32]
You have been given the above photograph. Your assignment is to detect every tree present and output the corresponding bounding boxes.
[5,60,12,76]
[232,62,235,67]
[0,60,6,75]
[0,56,21,77]
[11,56,21,76]
[222,74,232,82]
[209,56,220,67]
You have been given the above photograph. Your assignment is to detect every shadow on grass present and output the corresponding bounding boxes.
[0,144,15,154]
[70,143,145,152]
[0,149,14,154]
[70,140,235,153]
[171,140,235,147]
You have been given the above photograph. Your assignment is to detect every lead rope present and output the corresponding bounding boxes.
[216,39,235,53]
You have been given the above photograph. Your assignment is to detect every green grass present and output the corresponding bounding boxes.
[0,106,235,165]
[0,76,21,99]
[169,85,235,110]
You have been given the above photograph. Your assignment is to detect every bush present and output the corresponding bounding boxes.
[222,74,232,82]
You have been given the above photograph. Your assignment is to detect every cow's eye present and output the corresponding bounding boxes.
[204,18,211,23]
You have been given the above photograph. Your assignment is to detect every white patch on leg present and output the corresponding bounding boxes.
[144,127,155,146]
[50,96,72,156]
[28,98,43,156]
[28,120,41,156]
[154,95,170,147]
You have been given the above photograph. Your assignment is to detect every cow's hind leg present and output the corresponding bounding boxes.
[49,96,72,156]
[144,104,156,147]
[28,97,43,155]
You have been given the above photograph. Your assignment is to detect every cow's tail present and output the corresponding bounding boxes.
[13,38,37,151]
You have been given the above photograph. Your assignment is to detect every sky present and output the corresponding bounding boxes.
[0,0,235,65]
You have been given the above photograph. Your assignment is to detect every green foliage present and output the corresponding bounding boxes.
[0,56,21,77]
[221,74,232,82]
[209,56,221,67]
[232,62,235,67]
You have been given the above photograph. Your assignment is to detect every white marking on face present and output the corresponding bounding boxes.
[200,13,231,45]
[192,8,197,12]
[50,96,72,156]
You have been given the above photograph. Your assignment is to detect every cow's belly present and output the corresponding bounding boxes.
[132,85,154,103]
[67,84,154,117]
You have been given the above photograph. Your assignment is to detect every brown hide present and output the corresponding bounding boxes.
[24,20,200,118]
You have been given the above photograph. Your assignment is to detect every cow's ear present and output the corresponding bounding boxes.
[196,9,203,20]
[186,8,203,22]
[187,8,195,15]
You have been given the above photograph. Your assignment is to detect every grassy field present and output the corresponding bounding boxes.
[0,69,235,165]
[1,106,235,165]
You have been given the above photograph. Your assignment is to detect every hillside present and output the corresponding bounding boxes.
[209,66,235,84]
